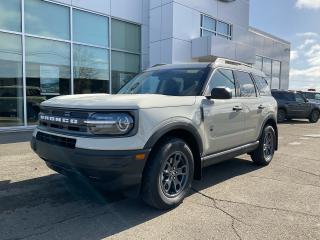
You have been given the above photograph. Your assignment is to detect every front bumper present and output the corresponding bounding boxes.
[31,133,151,191]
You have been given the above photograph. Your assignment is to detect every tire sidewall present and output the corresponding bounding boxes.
[310,110,320,123]
[277,109,286,122]
[154,139,194,207]
[262,126,276,164]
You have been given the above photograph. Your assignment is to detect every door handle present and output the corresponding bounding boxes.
[258,104,266,110]
[233,106,243,111]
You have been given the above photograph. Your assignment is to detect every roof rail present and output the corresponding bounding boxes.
[215,58,252,68]
[151,63,167,67]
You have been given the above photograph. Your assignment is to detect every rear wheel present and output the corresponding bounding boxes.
[277,109,286,123]
[141,138,194,210]
[251,125,276,166]
[309,110,320,123]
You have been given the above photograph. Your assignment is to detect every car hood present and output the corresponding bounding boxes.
[41,94,196,109]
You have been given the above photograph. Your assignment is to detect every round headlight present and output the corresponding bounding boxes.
[85,113,134,135]
[117,115,131,132]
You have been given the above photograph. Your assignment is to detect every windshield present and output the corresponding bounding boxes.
[118,67,210,96]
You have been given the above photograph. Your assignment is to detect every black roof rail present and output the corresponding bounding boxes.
[151,63,167,67]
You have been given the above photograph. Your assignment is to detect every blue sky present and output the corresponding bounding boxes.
[250,0,320,90]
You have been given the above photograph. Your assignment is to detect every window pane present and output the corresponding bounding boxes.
[217,21,229,36]
[207,69,235,97]
[262,58,272,78]
[235,71,256,97]
[26,37,71,124]
[253,75,271,96]
[25,0,70,40]
[202,16,215,31]
[111,19,141,53]
[73,9,108,47]
[0,0,21,32]
[254,56,263,71]
[202,30,214,37]
[272,60,281,89]
[111,51,140,93]
[74,45,109,94]
[0,32,24,127]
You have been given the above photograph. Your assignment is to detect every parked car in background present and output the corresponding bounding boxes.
[299,90,320,105]
[272,90,320,123]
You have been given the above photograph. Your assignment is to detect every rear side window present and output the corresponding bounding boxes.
[272,92,295,101]
[234,71,256,97]
[206,69,236,97]
[253,75,271,96]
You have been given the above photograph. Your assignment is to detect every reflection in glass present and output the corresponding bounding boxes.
[0,32,24,127]
[73,9,108,47]
[111,51,140,93]
[25,0,70,40]
[272,60,281,89]
[26,37,71,124]
[263,57,272,85]
[254,56,263,71]
[111,19,141,53]
[0,0,21,32]
[74,45,109,94]
[217,21,229,36]
[202,16,215,31]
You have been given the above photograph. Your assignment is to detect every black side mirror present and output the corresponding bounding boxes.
[208,87,233,100]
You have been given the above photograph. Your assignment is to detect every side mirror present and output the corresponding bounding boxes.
[208,87,233,100]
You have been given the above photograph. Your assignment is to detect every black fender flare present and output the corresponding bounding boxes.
[143,122,203,155]
[258,115,278,150]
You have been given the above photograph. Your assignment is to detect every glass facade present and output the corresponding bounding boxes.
[0,0,141,128]
[254,55,281,89]
[201,15,232,40]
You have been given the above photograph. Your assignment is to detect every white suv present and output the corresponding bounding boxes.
[31,58,278,209]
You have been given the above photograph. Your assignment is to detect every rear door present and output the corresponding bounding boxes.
[201,68,246,154]
[234,71,262,143]
[294,93,310,117]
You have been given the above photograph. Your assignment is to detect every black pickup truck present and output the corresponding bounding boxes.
[271,90,320,123]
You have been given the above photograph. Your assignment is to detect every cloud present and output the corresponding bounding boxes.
[296,0,320,9]
[290,50,299,60]
[290,66,320,90]
[290,35,320,90]
[297,39,317,49]
[297,32,319,38]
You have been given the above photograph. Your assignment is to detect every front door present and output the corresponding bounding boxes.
[202,68,246,155]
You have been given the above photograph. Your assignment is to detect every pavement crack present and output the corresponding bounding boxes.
[248,175,320,188]
[211,197,320,219]
[277,164,320,178]
[192,188,243,240]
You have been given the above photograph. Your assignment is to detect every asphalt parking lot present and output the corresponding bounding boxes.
[1,121,320,240]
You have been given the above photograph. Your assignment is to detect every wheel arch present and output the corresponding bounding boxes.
[143,122,203,180]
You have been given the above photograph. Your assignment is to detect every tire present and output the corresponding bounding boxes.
[251,125,276,166]
[277,109,286,123]
[141,138,194,210]
[309,110,320,123]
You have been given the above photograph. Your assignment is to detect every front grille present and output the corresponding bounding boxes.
[39,108,89,134]
[36,132,76,149]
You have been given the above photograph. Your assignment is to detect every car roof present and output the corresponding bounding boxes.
[145,58,267,77]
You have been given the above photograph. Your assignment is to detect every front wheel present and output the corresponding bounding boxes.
[251,125,276,166]
[309,110,320,123]
[141,138,194,210]
[277,109,286,123]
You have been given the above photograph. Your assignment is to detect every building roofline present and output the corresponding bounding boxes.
[249,26,291,46]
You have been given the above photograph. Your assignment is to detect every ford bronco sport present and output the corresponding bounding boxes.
[31,58,278,209]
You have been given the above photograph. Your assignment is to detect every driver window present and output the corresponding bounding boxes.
[295,93,305,103]
[206,69,236,97]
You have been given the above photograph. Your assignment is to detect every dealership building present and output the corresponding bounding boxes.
[0,0,290,131]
